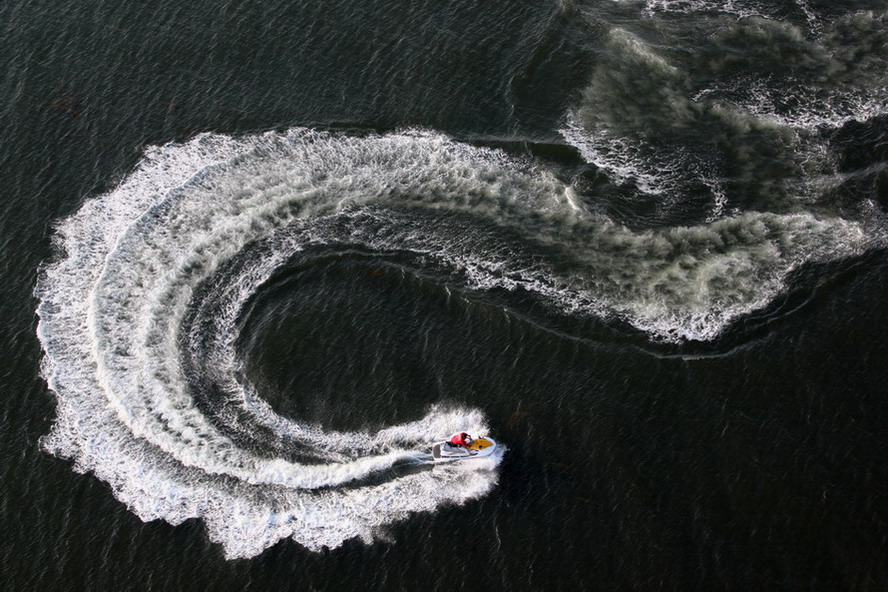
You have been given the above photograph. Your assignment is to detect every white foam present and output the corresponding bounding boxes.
[562,10,887,235]
[640,0,822,35]
[728,80,888,132]
[560,114,689,197]
[560,27,699,199]
[36,127,878,558]
[641,0,769,20]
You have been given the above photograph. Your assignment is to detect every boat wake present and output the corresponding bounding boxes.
[35,125,879,557]
[562,9,888,211]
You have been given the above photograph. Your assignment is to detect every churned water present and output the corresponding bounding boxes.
[2,0,887,589]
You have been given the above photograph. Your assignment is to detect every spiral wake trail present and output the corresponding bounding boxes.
[35,126,880,557]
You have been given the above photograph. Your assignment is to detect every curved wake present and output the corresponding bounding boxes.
[36,127,877,557]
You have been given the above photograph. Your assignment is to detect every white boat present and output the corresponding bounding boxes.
[431,434,497,462]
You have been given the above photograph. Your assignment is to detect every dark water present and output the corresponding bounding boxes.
[2,0,888,589]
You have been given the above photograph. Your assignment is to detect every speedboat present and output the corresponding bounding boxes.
[431,433,497,462]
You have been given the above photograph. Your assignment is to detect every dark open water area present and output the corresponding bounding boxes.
[2,0,887,590]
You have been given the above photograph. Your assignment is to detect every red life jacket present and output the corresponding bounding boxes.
[450,432,471,447]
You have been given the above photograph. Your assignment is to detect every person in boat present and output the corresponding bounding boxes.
[450,432,475,450]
